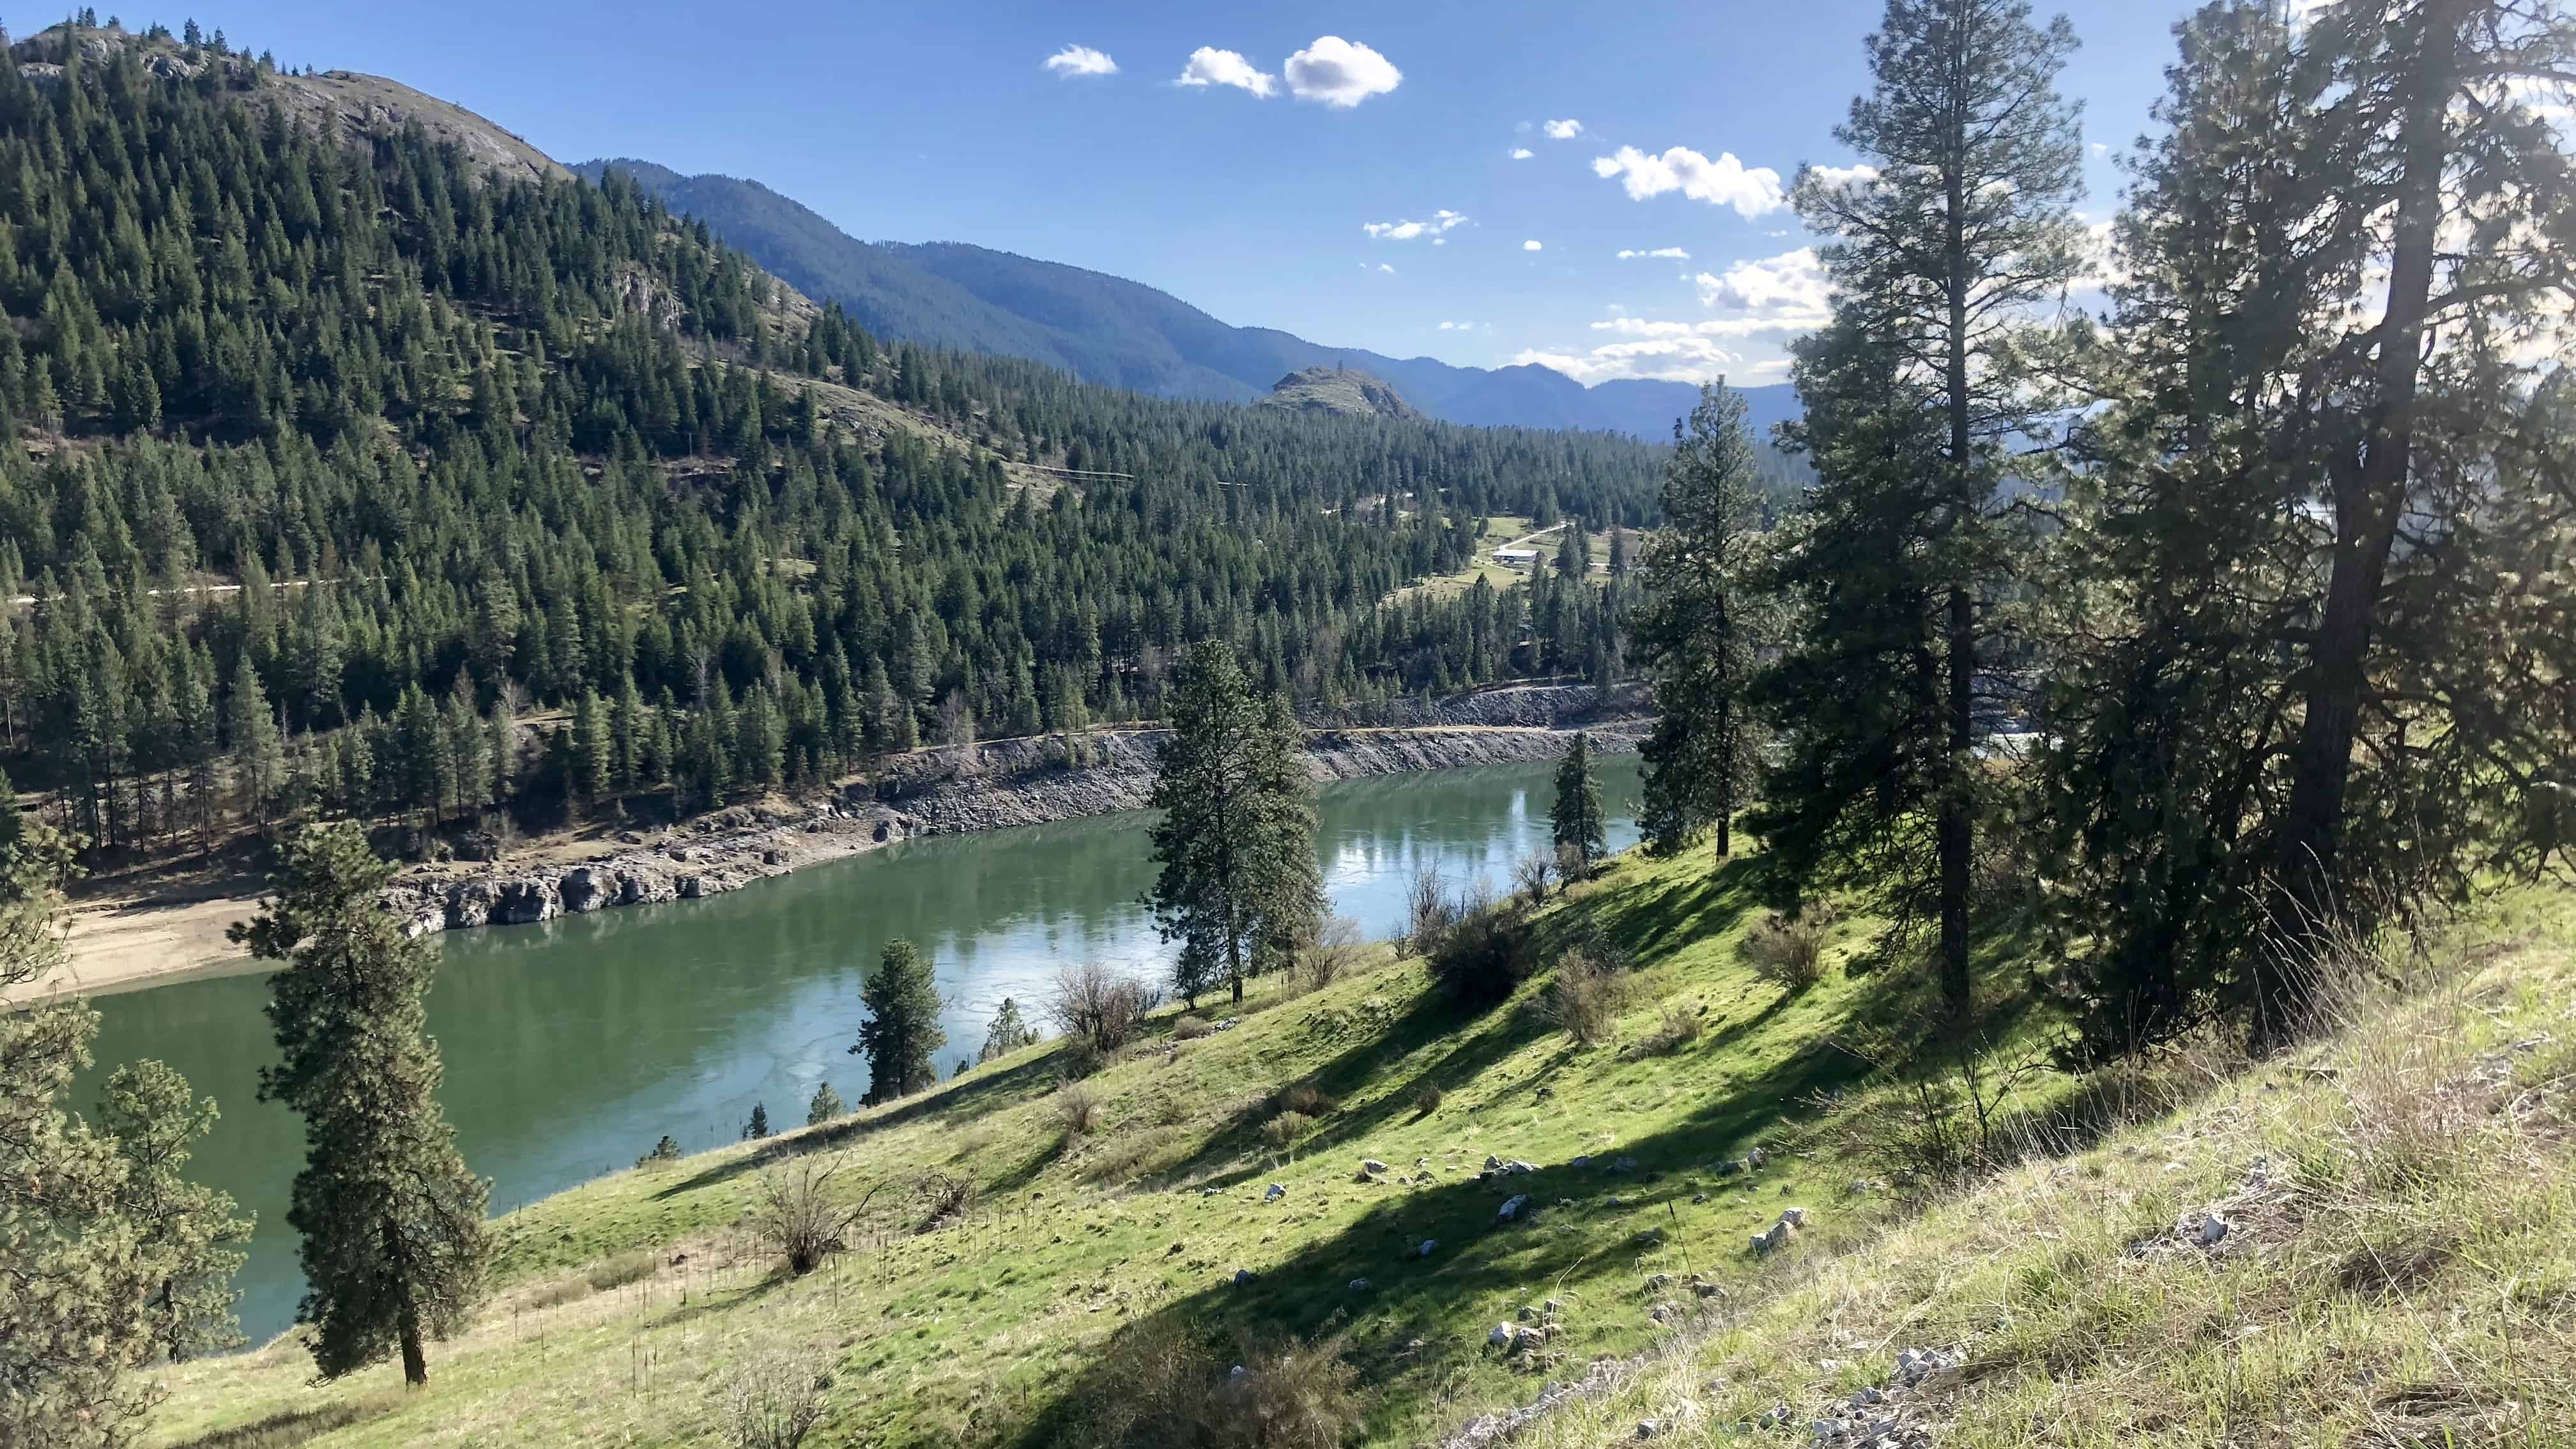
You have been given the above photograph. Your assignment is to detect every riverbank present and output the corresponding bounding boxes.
[28,685,1644,1001]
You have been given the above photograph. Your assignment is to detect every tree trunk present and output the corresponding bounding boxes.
[385,1214,429,1386]
[1938,123,1976,1025]
[399,1310,427,1387]
[2260,0,2460,1044]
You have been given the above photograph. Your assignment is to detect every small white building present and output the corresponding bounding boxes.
[1492,547,1540,571]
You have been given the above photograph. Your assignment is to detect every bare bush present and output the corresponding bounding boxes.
[751,1158,865,1276]
[1402,866,1464,956]
[1742,911,1825,990]
[1540,948,1631,1046]
[1512,853,1557,905]
[1172,1013,1213,1041]
[1044,961,1163,1053]
[1820,1043,2054,1199]
[1274,1082,1338,1117]
[914,1170,977,1230]
[1300,916,1369,992]
[1412,1083,1444,1116]
[723,1349,831,1449]
[1054,1082,1100,1138]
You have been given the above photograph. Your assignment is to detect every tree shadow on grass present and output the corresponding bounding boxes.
[1004,1034,1878,1449]
[648,1045,1082,1200]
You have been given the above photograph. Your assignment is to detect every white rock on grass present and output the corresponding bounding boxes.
[1264,1183,1286,1202]
[1499,1193,1533,1222]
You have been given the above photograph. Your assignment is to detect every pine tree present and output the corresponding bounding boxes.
[1551,732,1607,875]
[804,1080,845,1126]
[1146,641,1321,1007]
[572,688,610,804]
[1636,383,1769,863]
[742,1102,770,1140]
[852,938,945,1105]
[233,822,489,1385]
[977,997,1039,1063]
[226,656,283,824]
[1757,0,2084,1022]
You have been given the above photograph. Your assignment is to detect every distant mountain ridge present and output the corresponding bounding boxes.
[573,159,1800,440]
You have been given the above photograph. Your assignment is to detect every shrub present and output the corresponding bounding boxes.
[1059,1036,1110,1080]
[1412,1083,1445,1116]
[1274,1081,1338,1117]
[1540,948,1631,1046]
[585,1250,659,1294]
[635,1133,684,1169]
[1426,898,1538,1007]
[1742,911,1826,990]
[1402,866,1465,957]
[751,1158,861,1276]
[914,1170,977,1229]
[1172,1013,1213,1041]
[1554,840,1591,885]
[1054,1082,1101,1137]
[1068,1320,1365,1449]
[1629,1001,1705,1057]
[723,1349,830,1449]
[1512,852,1557,904]
[1045,961,1163,1053]
[1300,916,1369,991]
[1261,1111,1317,1151]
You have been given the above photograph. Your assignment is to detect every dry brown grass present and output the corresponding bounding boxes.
[1540,947,1632,1046]
[1059,1319,1365,1449]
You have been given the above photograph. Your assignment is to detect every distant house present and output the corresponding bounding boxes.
[1492,547,1540,571]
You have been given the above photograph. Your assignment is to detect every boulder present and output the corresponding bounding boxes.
[1498,1193,1532,1222]
[1264,1183,1287,1202]
[443,880,498,929]
[559,866,612,914]
[1779,1206,1808,1229]
[1362,1158,1388,1174]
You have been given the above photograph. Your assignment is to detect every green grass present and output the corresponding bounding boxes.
[138,850,2576,1448]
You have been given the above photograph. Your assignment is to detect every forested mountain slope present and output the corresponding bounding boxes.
[0,20,1668,865]
[572,159,1805,439]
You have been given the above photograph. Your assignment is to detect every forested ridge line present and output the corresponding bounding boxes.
[0,18,1707,875]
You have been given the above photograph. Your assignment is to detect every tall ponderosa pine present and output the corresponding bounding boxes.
[1552,732,1609,873]
[1757,0,2085,1020]
[3,820,249,1446]
[236,822,489,1385]
[853,938,946,1104]
[1146,641,1322,1006]
[2044,0,2576,1052]
[1637,383,1771,862]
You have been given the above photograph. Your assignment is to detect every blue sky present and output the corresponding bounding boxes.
[187,0,2202,385]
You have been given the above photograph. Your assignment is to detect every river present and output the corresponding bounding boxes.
[80,757,1644,1343]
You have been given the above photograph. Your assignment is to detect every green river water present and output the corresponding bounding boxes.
[80,757,1642,1342]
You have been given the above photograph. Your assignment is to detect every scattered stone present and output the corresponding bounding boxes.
[1264,1183,1286,1202]
[1489,1324,1524,1349]
[1416,1238,1439,1259]
[1349,1278,1372,1292]
[1850,1386,1884,1407]
[1612,1155,1638,1174]
[1570,1154,1593,1169]
[1634,1227,1665,1248]
[1499,1193,1533,1222]
[1747,1147,1769,1167]
[1751,1220,1793,1255]
[1779,1206,1809,1229]
[1416,1156,1431,1169]
[1232,1269,1258,1285]
[1542,1298,1562,1315]
[1694,1282,1726,1300]
[2195,1213,2230,1246]
[1645,1272,1673,1291]
[1636,1420,1662,1438]
[1363,1159,1388,1174]
[1692,1193,1710,1204]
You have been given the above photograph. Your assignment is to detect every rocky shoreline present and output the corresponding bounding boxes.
[379,684,1646,940]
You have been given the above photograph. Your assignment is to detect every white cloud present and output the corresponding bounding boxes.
[1616,247,1691,260]
[1364,209,1468,241]
[1043,44,1119,77]
[1510,146,1535,160]
[1523,239,1544,251]
[1377,263,1396,273]
[1511,337,1749,383]
[1592,145,1786,218]
[1284,36,1401,107]
[1177,47,1276,97]
[1801,162,1879,199]
[1696,247,1829,319]
[1543,118,1584,139]
[1437,320,1473,330]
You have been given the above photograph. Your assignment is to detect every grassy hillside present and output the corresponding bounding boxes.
[139,849,2576,1448]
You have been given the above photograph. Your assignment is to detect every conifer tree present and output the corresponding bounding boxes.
[1551,732,1607,875]
[852,938,945,1104]
[226,656,283,824]
[1636,383,1769,863]
[1146,641,1321,1006]
[742,1102,770,1140]
[977,997,1038,1063]
[234,822,489,1385]
[805,1080,844,1126]
[1756,0,2084,1021]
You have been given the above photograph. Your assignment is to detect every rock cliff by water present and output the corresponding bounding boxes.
[379,685,1646,939]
